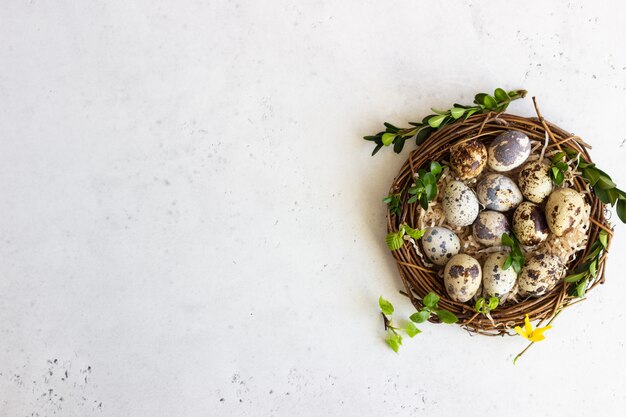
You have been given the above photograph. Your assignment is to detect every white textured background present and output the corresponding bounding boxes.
[1,1,625,416]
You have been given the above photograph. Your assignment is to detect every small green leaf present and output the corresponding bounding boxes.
[589,260,597,277]
[405,322,421,337]
[385,231,404,251]
[393,136,405,153]
[379,296,394,315]
[423,292,440,308]
[599,230,608,248]
[416,127,433,145]
[383,197,392,204]
[422,172,436,186]
[464,108,480,120]
[435,309,458,324]
[450,107,465,119]
[551,151,566,163]
[430,108,448,115]
[381,133,396,146]
[402,225,425,240]
[583,168,601,186]
[488,297,499,310]
[512,260,522,274]
[618,199,626,223]
[371,143,383,156]
[474,93,487,105]
[501,233,514,247]
[425,183,437,200]
[494,88,509,102]
[427,115,446,128]
[483,95,497,109]
[430,161,442,175]
[576,279,588,298]
[407,195,418,204]
[419,193,429,210]
[386,333,401,352]
[565,271,588,283]
[410,309,430,324]
[502,256,513,270]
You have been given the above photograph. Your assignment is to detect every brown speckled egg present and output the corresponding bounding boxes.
[443,254,482,302]
[450,140,488,180]
[487,130,531,172]
[482,252,518,298]
[421,227,461,265]
[545,188,586,236]
[518,254,564,297]
[476,174,523,212]
[441,181,479,227]
[472,211,510,246]
[512,202,549,246]
[518,161,553,203]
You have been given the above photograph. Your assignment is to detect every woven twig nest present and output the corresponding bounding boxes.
[387,110,613,335]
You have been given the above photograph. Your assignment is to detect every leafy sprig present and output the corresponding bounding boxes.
[564,230,609,297]
[475,297,499,315]
[385,223,425,251]
[383,193,402,216]
[409,292,459,325]
[379,293,458,353]
[549,151,569,186]
[364,88,527,155]
[501,233,525,274]
[408,161,443,210]
[562,147,626,223]
[379,296,420,352]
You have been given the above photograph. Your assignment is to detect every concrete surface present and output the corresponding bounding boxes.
[1,1,626,416]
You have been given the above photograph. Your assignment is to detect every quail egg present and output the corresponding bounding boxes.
[518,160,553,203]
[472,211,510,246]
[518,254,564,297]
[512,202,550,246]
[487,130,531,172]
[482,252,518,298]
[450,140,488,180]
[442,181,480,227]
[545,188,586,236]
[476,174,523,212]
[421,227,461,265]
[443,254,482,302]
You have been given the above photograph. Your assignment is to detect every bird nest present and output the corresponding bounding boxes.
[387,108,613,335]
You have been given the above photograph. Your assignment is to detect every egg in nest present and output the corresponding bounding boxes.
[476,174,523,212]
[545,188,586,236]
[443,254,482,302]
[518,160,553,203]
[512,202,550,246]
[518,253,564,297]
[482,252,518,298]
[421,227,461,266]
[442,181,480,227]
[472,210,510,246]
[487,130,531,172]
[450,140,488,180]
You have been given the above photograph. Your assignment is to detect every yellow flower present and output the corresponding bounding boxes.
[514,315,552,342]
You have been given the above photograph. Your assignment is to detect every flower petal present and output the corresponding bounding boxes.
[524,315,532,334]
[514,326,528,339]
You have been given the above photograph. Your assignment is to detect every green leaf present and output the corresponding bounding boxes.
[583,168,601,186]
[385,231,404,251]
[599,230,608,248]
[430,107,448,115]
[425,183,437,201]
[427,115,446,128]
[419,193,429,210]
[555,161,569,172]
[371,143,383,156]
[435,309,458,324]
[494,88,509,102]
[383,197,392,204]
[564,271,588,283]
[551,151,566,163]
[402,225,425,240]
[407,195,418,204]
[430,161,442,175]
[589,259,598,277]
[474,93,487,105]
[576,278,588,298]
[379,296,395,315]
[386,333,401,352]
[415,127,433,145]
[502,256,513,270]
[450,107,465,119]
[554,171,565,186]
[405,322,421,338]
[501,233,514,247]
[596,175,617,190]
[423,292,440,308]
[464,108,480,120]
[410,310,430,324]
[512,260,522,274]
[488,297,499,310]
[381,133,396,146]
[594,186,613,204]
[422,172,436,186]
[618,199,626,223]
[483,95,497,109]
[393,136,405,153]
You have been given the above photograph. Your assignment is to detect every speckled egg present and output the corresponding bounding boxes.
[441,181,480,227]
[518,160,553,203]
[518,254,564,297]
[450,140,488,180]
[443,254,482,302]
[512,202,549,246]
[482,252,518,298]
[487,130,531,172]
[472,211,510,246]
[476,174,523,212]
[421,227,461,265]
[545,188,586,236]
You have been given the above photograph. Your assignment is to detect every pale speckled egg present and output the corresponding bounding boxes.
[421,227,461,266]
[518,160,553,203]
[450,140,488,180]
[487,130,531,172]
[441,181,480,227]
[476,174,523,212]
[518,254,564,297]
[482,252,518,298]
[443,254,482,302]
[512,202,550,246]
[472,211,510,246]
[545,188,586,236]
